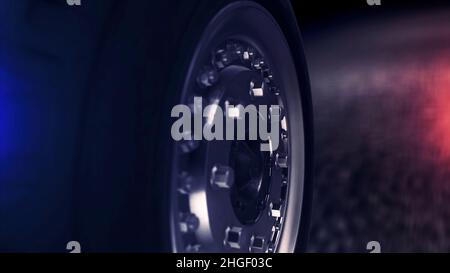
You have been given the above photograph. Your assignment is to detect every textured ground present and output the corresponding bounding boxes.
[304,9,450,252]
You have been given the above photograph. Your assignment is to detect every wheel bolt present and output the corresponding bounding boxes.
[250,80,264,97]
[179,213,200,233]
[266,242,275,253]
[224,226,242,249]
[242,48,255,61]
[214,49,233,69]
[210,164,234,189]
[197,66,219,88]
[250,235,265,253]
[275,153,288,168]
[270,202,282,218]
[252,58,264,69]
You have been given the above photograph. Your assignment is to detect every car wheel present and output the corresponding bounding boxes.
[162,0,314,253]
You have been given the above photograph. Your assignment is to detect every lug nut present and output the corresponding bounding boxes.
[178,172,194,194]
[252,58,264,70]
[250,80,264,97]
[214,49,234,69]
[250,235,265,252]
[210,164,234,189]
[263,69,273,83]
[266,242,275,253]
[197,66,219,88]
[242,47,255,61]
[281,116,288,131]
[179,213,200,233]
[224,226,242,249]
[275,153,288,168]
[270,202,282,218]
[252,58,265,70]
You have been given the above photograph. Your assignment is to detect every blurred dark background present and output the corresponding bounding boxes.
[293,0,450,252]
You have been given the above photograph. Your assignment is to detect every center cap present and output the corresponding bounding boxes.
[230,139,272,225]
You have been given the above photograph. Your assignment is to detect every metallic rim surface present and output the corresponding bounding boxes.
[170,2,305,253]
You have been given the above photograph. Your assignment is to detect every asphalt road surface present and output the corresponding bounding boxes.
[304,8,450,252]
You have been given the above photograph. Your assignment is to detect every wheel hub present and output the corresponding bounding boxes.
[230,139,271,225]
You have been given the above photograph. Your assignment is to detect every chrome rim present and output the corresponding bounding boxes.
[170,2,306,253]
